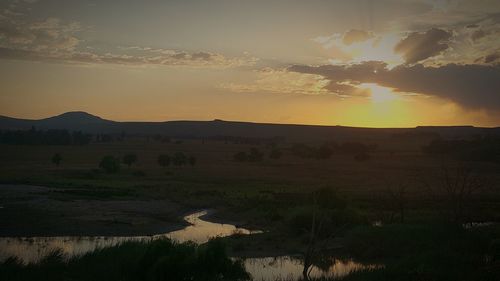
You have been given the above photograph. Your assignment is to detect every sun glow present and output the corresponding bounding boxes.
[360,83,398,103]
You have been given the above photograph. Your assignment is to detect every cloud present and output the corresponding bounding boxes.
[220,68,331,95]
[289,61,500,110]
[342,29,374,45]
[0,46,258,68]
[394,28,452,64]
[314,31,404,66]
[0,7,257,68]
[475,52,500,64]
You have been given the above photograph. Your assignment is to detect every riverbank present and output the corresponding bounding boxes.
[0,184,189,237]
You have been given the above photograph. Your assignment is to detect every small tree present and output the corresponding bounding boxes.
[233,151,248,162]
[158,154,171,168]
[172,152,187,166]
[423,166,485,223]
[302,188,347,280]
[188,156,197,167]
[52,153,62,166]
[384,183,407,224]
[122,153,138,168]
[248,147,263,162]
[99,155,120,174]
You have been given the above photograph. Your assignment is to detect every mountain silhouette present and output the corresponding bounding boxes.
[0,112,498,141]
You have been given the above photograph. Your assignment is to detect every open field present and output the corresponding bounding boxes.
[1,136,500,233]
[1,135,499,280]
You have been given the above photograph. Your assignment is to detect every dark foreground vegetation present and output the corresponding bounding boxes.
[0,239,249,281]
[337,224,500,281]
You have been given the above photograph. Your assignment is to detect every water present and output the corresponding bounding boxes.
[243,256,381,280]
[0,210,379,280]
[0,210,260,263]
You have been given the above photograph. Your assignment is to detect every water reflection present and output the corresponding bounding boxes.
[0,210,260,263]
[243,256,381,280]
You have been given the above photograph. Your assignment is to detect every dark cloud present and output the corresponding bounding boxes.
[475,52,500,64]
[342,29,373,45]
[289,61,500,110]
[394,28,452,64]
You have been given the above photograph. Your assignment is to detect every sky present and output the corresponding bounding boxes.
[0,0,499,127]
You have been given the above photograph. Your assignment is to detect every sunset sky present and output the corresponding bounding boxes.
[1,0,499,127]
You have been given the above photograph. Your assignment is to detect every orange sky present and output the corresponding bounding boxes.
[1,0,499,127]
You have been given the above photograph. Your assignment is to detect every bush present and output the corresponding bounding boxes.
[99,155,121,174]
[157,154,170,168]
[233,151,248,162]
[51,153,62,166]
[188,156,197,166]
[248,148,263,162]
[122,154,138,168]
[172,152,187,166]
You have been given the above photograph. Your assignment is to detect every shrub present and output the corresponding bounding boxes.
[122,154,138,168]
[233,151,248,162]
[157,154,170,168]
[248,148,263,162]
[172,152,187,166]
[99,155,121,174]
[188,156,197,166]
[51,153,62,166]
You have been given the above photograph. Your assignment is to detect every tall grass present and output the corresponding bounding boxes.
[0,238,249,281]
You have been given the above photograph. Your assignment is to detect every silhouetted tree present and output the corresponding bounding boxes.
[51,153,62,166]
[122,154,138,168]
[172,152,187,166]
[291,143,315,158]
[248,147,263,162]
[233,152,248,162]
[188,156,197,167]
[0,129,91,145]
[384,183,407,223]
[158,154,171,168]
[99,155,121,174]
[423,166,486,223]
[302,187,347,280]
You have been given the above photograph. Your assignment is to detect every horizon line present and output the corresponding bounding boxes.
[1,110,496,130]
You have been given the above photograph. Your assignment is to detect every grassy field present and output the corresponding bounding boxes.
[0,136,499,280]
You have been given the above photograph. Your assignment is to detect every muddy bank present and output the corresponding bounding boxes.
[0,184,189,237]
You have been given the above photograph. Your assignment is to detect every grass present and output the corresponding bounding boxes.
[0,239,250,281]
[1,139,500,280]
[333,224,500,281]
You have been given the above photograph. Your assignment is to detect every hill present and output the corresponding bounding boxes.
[0,112,499,141]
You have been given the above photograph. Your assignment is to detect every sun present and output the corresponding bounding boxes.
[360,83,397,103]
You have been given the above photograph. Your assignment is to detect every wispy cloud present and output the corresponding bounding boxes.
[0,3,257,68]
[220,68,331,96]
